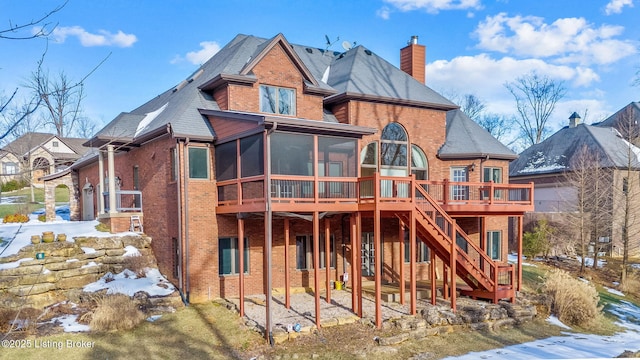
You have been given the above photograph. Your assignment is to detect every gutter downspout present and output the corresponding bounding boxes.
[177,139,185,302]
[184,138,191,302]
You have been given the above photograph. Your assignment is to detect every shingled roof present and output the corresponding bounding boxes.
[438,109,517,160]
[86,33,457,148]
[509,122,640,178]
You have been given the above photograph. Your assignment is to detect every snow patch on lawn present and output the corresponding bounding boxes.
[605,287,625,297]
[83,268,174,297]
[546,315,571,330]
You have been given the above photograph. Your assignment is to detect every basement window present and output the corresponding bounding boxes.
[404,231,429,263]
[218,237,249,275]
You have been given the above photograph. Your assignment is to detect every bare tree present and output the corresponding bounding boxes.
[505,72,566,146]
[460,94,485,121]
[613,106,640,290]
[0,2,66,140]
[477,113,514,144]
[74,116,98,138]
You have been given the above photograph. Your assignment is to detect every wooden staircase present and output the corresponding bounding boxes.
[398,183,515,303]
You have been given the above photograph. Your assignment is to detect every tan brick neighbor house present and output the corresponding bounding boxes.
[60,33,533,331]
[0,132,89,185]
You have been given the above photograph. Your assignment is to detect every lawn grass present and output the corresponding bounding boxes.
[0,187,70,218]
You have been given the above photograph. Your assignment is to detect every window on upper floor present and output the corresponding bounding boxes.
[188,147,209,179]
[483,167,502,183]
[52,141,59,147]
[260,85,295,115]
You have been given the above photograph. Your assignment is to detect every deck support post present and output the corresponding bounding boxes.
[430,248,436,305]
[451,221,457,312]
[238,217,245,316]
[325,217,331,303]
[517,215,523,292]
[410,210,417,315]
[284,218,290,309]
[350,214,357,314]
[443,262,448,300]
[356,211,363,318]
[399,220,405,305]
[374,207,382,328]
[313,211,321,329]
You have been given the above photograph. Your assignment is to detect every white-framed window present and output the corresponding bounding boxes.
[260,85,295,115]
[296,234,335,270]
[218,237,249,275]
[188,147,209,179]
[404,232,430,263]
[3,162,17,175]
[486,231,501,260]
[170,147,178,182]
[483,167,502,183]
[450,167,469,200]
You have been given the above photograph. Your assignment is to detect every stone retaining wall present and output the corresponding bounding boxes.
[0,235,157,309]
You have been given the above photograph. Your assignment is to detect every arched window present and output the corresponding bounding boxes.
[360,123,429,180]
[411,145,428,180]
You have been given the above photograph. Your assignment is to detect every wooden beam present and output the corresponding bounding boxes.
[451,221,457,312]
[374,207,382,328]
[410,210,416,315]
[350,214,357,313]
[517,215,523,292]
[430,247,436,305]
[356,211,363,318]
[399,219,405,305]
[313,211,321,329]
[284,218,290,309]
[238,217,245,317]
[325,217,331,303]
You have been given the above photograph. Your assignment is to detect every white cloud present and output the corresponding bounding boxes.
[605,0,634,15]
[382,0,482,14]
[50,26,137,47]
[473,13,637,65]
[377,6,391,19]
[172,41,221,65]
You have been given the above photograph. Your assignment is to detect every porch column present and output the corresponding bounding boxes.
[399,220,405,305]
[325,217,331,303]
[238,217,245,317]
[284,218,291,309]
[313,211,321,329]
[410,210,417,315]
[98,151,105,214]
[480,217,486,271]
[517,215,523,292]
[443,262,448,300]
[264,210,273,342]
[350,214,357,314]
[374,208,382,328]
[106,145,117,214]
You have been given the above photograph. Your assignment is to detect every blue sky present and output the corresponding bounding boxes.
[1,0,638,139]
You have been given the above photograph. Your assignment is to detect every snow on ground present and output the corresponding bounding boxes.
[83,268,175,297]
[443,301,640,359]
[546,315,571,330]
[507,253,537,267]
[0,219,138,258]
[53,314,90,333]
[576,256,607,268]
[605,286,625,297]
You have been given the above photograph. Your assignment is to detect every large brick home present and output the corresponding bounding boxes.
[67,33,533,330]
[510,103,640,257]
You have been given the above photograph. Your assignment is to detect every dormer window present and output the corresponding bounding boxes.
[260,85,295,115]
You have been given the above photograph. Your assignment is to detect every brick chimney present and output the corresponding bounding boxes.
[400,35,426,84]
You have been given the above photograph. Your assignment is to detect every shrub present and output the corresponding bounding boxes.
[3,213,29,223]
[523,219,555,259]
[89,294,144,332]
[620,270,640,296]
[542,268,601,327]
[123,254,152,278]
[38,214,46,222]
[0,179,28,192]
[95,222,110,232]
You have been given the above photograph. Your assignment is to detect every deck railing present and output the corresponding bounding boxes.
[103,190,143,212]
[216,174,533,211]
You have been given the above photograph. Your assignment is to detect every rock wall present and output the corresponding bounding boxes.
[0,235,158,309]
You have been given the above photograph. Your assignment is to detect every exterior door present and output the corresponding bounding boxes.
[361,232,375,276]
[82,184,95,220]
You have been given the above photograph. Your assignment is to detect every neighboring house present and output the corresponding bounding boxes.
[54,33,533,330]
[0,132,90,185]
[510,103,640,257]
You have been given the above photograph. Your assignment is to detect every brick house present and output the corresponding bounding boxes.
[510,103,640,257]
[0,132,89,185]
[69,33,533,330]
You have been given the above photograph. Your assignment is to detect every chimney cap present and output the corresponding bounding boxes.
[409,35,418,45]
[569,112,581,128]
[569,112,581,120]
